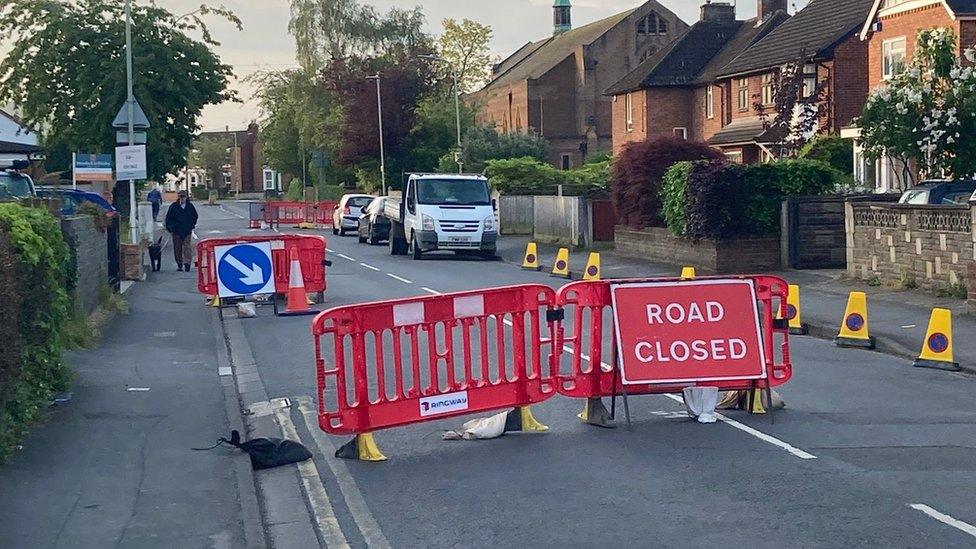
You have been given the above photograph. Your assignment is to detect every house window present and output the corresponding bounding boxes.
[725,151,743,164]
[706,86,714,119]
[760,149,776,163]
[263,168,279,191]
[626,93,634,132]
[561,153,572,170]
[673,127,687,139]
[883,38,907,79]
[737,78,749,111]
[636,12,668,36]
[802,63,818,98]
[761,73,774,106]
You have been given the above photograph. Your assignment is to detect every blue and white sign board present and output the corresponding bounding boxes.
[215,242,276,298]
[115,144,147,181]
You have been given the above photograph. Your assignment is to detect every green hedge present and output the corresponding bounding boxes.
[0,204,74,463]
[660,158,840,239]
[484,156,609,198]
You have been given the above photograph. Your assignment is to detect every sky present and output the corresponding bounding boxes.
[181,0,811,132]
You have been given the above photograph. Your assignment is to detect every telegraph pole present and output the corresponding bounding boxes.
[125,0,137,244]
[367,74,387,195]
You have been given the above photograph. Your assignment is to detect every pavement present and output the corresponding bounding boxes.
[5,201,976,548]
[493,235,976,369]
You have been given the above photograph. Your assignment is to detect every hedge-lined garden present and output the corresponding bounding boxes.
[484,156,611,198]
[0,203,75,463]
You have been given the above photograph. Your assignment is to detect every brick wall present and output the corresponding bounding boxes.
[846,202,975,292]
[61,215,109,315]
[692,85,725,142]
[866,3,957,91]
[830,35,870,129]
[615,226,781,273]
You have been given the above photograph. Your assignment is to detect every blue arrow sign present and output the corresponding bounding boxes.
[215,242,275,298]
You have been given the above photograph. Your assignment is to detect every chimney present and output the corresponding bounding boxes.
[758,0,788,21]
[553,0,572,35]
[701,1,735,23]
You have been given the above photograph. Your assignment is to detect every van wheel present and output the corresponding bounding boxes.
[410,234,423,260]
[332,227,339,235]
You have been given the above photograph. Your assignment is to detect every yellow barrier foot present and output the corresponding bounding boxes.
[334,433,387,462]
[680,266,696,279]
[748,389,767,415]
[297,222,315,229]
[210,296,221,308]
[577,397,615,428]
[504,406,549,433]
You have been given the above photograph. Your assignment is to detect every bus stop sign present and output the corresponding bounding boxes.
[610,279,767,385]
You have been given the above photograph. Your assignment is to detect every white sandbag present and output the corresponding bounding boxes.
[682,386,719,424]
[442,411,509,441]
[237,302,257,318]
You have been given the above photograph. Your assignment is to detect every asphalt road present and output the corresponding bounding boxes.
[210,202,976,548]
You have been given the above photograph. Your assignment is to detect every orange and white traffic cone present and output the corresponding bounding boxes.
[279,248,315,316]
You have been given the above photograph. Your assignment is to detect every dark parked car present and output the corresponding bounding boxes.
[0,169,35,200]
[358,197,391,245]
[898,180,976,205]
[36,188,117,217]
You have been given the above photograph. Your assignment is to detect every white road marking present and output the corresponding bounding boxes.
[909,504,976,538]
[661,393,817,460]
[218,366,232,376]
[126,387,150,392]
[220,206,247,220]
[296,398,391,549]
[421,287,441,295]
[337,253,355,261]
[271,400,350,548]
[360,263,380,271]
[386,273,412,284]
[326,248,335,253]
[153,331,176,338]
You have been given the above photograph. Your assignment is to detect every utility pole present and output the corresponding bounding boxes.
[421,55,463,173]
[367,74,387,195]
[124,0,137,244]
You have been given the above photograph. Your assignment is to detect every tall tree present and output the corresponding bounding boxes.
[437,18,494,94]
[192,136,231,189]
[0,0,239,180]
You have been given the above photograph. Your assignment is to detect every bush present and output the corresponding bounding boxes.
[484,157,610,197]
[799,136,854,175]
[283,178,304,201]
[612,136,725,228]
[685,162,747,239]
[445,126,549,173]
[741,159,839,234]
[0,204,74,463]
[314,184,345,201]
[190,186,209,200]
[660,161,694,235]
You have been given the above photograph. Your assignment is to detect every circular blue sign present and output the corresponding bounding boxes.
[218,244,273,296]
[928,333,949,354]
[846,313,865,332]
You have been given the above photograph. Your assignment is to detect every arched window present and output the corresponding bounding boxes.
[636,12,668,36]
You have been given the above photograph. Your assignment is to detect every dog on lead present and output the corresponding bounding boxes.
[148,237,162,272]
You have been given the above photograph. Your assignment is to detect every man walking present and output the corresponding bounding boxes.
[164,190,198,271]
[147,184,163,221]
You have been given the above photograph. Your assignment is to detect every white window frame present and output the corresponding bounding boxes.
[801,63,818,98]
[761,73,774,106]
[706,86,714,119]
[673,127,687,139]
[725,151,743,164]
[626,93,634,132]
[883,37,907,80]
[737,78,749,111]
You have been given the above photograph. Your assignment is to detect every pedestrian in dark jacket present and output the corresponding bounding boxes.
[164,190,198,271]
[147,185,163,221]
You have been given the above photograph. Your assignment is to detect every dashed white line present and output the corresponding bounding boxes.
[326,247,335,253]
[421,287,441,295]
[220,206,247,220]
[386,273,413,284]
[360,263,380,271]
[909,504,976,538]
[337,253,355,261]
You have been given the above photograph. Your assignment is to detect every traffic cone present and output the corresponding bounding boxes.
[582,252,601,281]
[785,284,808,335]
[551,248,571,279]
[681,266,696,279]
[280,248,315,316]
[913,308,961,371]
[522,242,541,271]
[834,291,875,349]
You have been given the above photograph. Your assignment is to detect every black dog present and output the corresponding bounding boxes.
[148,237,162,272]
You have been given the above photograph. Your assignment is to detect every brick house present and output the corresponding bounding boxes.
[708,0,874,163]
[605,2,788,156]
[843,0,976,191]
[197,122,282,193]
[470,0,687,169]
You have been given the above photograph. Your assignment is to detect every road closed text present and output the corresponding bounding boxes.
[611,281,767,384]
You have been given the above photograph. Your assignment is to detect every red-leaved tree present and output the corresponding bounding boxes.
[612,136,725,228]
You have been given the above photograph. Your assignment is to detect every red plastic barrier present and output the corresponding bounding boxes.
[262,201,338,228]
[313,285,559,435]
[309,201,338,227]
[553,276,792,398]
[196,234,328,297]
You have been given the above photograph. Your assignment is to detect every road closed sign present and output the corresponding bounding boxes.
[610,279,767,385]
[215,242,276,298]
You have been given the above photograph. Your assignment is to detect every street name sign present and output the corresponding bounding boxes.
[610,279,767,385]
[115,144,147,180]
[215,242,276,298]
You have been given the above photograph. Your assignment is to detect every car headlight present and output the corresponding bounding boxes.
[422,214,435,231]
[483,215,496,232]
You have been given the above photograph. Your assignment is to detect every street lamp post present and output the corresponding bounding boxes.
[124,0,137,244]
[366,74,387,195]
[421,55,463,173]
